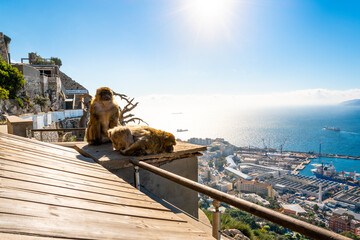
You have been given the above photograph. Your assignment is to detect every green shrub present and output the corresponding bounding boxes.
[50,57,62,67]
[22,97,30,103]
[29,52,62,67]
[34,94,49,107]
[0,58,25,98]
[15,97,24,108]
[0,86,9,99]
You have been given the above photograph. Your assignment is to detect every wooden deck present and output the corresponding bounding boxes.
[0,133,213,240]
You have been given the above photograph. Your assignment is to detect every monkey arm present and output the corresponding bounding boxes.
[86,103,103,145]
[109,106,120,129]
[120,140,147,156]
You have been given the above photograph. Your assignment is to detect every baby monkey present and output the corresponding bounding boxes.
[108,125,176,156]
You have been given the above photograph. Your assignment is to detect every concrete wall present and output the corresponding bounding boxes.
[48,77,61,100]
[6,116,33,137]
[40,75,49,95]
[20,109,83,129]
[12,64,42,98]
[113,156,199,219]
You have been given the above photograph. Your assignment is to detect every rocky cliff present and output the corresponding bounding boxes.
[60,71,87,91]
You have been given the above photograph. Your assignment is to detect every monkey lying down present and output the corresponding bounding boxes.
[108,125,176,156]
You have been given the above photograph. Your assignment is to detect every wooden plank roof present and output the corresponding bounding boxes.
[0,133,213,240]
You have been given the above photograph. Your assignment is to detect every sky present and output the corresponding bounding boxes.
[1,0,360,107]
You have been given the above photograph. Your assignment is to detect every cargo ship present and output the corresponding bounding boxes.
[311,161,360,187]
[323,126,340,132]
[176,129,188,132]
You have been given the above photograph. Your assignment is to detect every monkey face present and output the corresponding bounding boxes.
[108,127,134,151]
[164,133,176,153]
[96,87,113,102]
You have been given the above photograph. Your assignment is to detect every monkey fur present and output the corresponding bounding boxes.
[86,87,120,145]
[108,125,176,156]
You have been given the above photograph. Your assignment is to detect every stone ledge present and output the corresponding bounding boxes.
[6,115,33,124]
[75,141,207,170]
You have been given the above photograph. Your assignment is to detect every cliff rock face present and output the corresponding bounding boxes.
[60,71,87,91]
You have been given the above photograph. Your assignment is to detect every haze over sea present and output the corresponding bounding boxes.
[134,100,360,176]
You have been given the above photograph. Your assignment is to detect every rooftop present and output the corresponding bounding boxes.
[0,133,213,239]
[282,204,307,214]
[224,166,252,180]
[333,208,360,221]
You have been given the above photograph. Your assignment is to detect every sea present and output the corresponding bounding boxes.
[139,104,360,177]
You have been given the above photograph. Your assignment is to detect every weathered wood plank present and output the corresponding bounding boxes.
[1,169,156,203]
[0,132,83,154]
[1,162,138,193]
[1,178,169,211]
[1,198,203,234]
[0,214,213,240]
[0,142,106,171]
[0,189,179,222]
[75,141,206,170]
[0,134,98,163]
[0,160,134,191]
[0,151,126,183]
[0,233,68,240]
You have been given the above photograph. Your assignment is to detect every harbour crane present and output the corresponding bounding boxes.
[279,138,287,154]
[262,138,267,150]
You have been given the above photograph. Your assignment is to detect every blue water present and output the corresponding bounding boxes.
[142,104,360,175]
[147,105,360,155]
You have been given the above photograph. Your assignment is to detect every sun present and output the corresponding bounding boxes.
[182,0,236,40]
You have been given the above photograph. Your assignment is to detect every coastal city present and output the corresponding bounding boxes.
[188,137,360,238]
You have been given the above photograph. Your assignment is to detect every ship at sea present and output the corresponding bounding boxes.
[311,161,360,187]
[323,126,340,132]
[177,129,188,132]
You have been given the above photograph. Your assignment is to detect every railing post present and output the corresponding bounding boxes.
[40,132,43,141]
[212,199,221,240]
[134,165,140,190]
[26,128,30,139]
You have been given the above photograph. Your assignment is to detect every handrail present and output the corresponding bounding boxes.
[129,159,350,240]
[30,128,86,132]
[27,128,86,141]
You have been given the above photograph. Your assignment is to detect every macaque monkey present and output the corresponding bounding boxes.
[108,125,176,156]
[86,87,120,145]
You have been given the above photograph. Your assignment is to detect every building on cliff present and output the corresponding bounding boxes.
[13,51,88,111]
[12,63,66,111]
[0,32,11,64]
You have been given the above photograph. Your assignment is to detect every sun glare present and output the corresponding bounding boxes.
[182,0,236,41]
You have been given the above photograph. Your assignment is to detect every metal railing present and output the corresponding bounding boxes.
[27,128,86,141]
[129,159,350,240]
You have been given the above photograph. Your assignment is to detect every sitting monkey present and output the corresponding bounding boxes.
[86,87,120,145]
[108,125,176,156]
